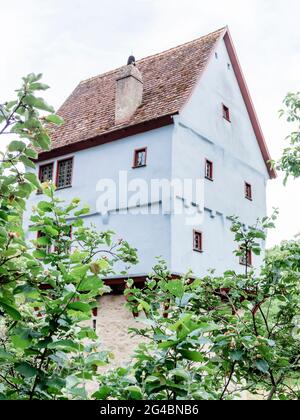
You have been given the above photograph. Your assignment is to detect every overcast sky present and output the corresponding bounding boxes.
[1,0,299,247]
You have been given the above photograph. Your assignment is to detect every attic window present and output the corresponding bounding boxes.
[133,148,147,168]
[245,182,253,201]
[222,104,231,122]
[193,230,203,253]
[56,158,73,189]
[215,52,218,59]
[205,160,213,181]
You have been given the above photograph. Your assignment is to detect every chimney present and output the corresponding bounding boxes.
[115,56,143,124]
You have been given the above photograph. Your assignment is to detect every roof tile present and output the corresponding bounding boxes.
[49,28,225,150]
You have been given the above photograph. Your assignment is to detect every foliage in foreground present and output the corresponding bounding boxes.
[0,75,137,399]
[95,224,300,400]
[276,92,300,183]
[0,77,299,400]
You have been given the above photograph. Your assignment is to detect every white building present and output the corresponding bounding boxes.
[24,27,275,285]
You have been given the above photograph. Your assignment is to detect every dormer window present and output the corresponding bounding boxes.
[193,230,203,253]
[222,104,231,122]
[56,158,73,189]
[245,182,252,201]
[133,148,147,168]
[205,160,213,181]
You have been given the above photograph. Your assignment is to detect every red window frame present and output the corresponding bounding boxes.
[222,104,231,122]
[193,230,203,253]
[239,248,253,267]
[133,147,147,168]
[38,162,54,186]
[205,159,214,181]
[245,182,253,201]
[56,157,74,189]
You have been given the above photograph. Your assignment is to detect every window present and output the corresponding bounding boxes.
[133,148,147,168]
[56,158,73,189]
[205,160,213,181]
[239,248,252,267]
[222,104,231,122]
[193,230,203,253]
[39,163,54,183]
[245,182,252,200]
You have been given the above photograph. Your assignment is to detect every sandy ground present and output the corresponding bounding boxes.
[94,294,145,367]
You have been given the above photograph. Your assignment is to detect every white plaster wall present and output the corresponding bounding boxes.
[170,39,269,276]
[24,127,173,275]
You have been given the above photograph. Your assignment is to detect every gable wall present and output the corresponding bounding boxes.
[170,39,269,276]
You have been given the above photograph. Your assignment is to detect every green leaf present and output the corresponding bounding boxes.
[8,141,26,153]
[85,352,107,367]
[78,276,103,292]
[167,279,184,298]
[24,172,41,189]
[15,362,37,378]
[37,201,53,213]
[0,299,21,321]
[44,114,64,126]
[36,133,51,150]
[68,302,91,313]
[23,95,55,113]
[92,386,111,400]
[33,249,48,259]
[19,155,36,169]
[24,148,38,159]
[229,350,244,362]
[0,349,15,363]
[48,340,79,351]
[29,82,50,91]
[11,335,31,350]
[179,350,204,362]
[44,226,59,236]
[124,386,143,400]
[70,265,89,279]
[255,359,269,373]
[74,205,90,217]
[36,236,51,246]
[169,368,190,382]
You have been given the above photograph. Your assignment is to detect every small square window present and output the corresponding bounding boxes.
[239,248,252,267]
[222,104,231,122]
[133,148,147,168]
[245,182,252,200]
[56,158,73,189]
[193,230,203,253]
[205,160,213,181]
[39,163,54,183]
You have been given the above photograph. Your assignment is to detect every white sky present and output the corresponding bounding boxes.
[1,0,299,247]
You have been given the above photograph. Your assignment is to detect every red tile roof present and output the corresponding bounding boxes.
[42,27,275,178]
[49,28,225,150]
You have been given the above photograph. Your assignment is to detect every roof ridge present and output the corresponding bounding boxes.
[137,26,226,64]
[79,26,226,85]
